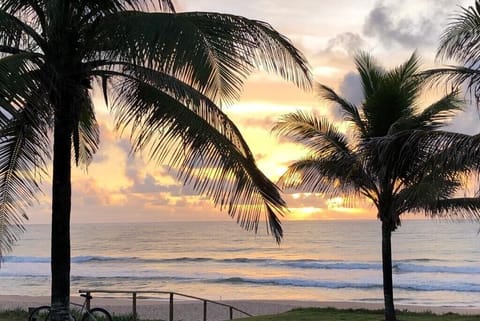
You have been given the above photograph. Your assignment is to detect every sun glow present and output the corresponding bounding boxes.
[290,207,323,220]
[326,197,345,208]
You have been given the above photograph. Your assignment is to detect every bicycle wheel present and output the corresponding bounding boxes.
[81,308,112,321]
[28,306,51,321]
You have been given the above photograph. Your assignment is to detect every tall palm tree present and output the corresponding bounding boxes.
[423,0,480,98]
[273,52,480,321]
[0,1,311,320]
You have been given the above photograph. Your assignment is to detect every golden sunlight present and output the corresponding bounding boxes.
[289,206,323,220]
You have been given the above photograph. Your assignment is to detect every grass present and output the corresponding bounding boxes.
[2,307,479,321]
[235,308,480,321]
[0,309,28,321]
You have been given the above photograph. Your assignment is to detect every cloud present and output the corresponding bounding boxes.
[312,32,368,77]
[362,0,461,51]
[339,72,364,106]
[444,102,480,135]
[323,32,368,56]
[317,71,364,122]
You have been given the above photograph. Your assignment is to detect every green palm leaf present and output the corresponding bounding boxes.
[414,91,463,130]
[72,92,100,168]
[437,2,480,64]
[422,1,480,98]
[317,84,366,136]
[272,111,352,159]
[0,55,50,260]
[91,11,311,104]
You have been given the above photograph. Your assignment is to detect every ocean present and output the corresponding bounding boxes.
[1,220,480,308]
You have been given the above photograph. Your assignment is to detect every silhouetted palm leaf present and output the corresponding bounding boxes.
[423,1,480,98]
[92,11,310,104]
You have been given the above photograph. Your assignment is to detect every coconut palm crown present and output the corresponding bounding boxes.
[423,0,480,99]
[273,52,480,321]
[0,0,311,320]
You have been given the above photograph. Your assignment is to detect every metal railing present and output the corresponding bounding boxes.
[78,289,252,321]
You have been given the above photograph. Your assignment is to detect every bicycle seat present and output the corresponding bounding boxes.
[80,293,93,300]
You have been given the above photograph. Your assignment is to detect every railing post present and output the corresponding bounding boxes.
[229,307,233,320]
[169,293,174,321]
[203,300,207,321]
[132,292,137,321]
[86,292,91,311]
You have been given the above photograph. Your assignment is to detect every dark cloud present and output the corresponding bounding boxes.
[125,166,201,196]
[362,0,457,50]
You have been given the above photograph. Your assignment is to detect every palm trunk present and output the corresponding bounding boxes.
[50,106,72,321]
[382,221,396,321]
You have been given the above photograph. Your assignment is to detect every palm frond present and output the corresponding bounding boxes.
[95,64,253,158]
[0,106,50,259]
[72,90,99,168]
[388,52,421,84]
[111,76,285,242]
[272,111,352,160]
[402,130,480,172]
[423,198,480,220]
[385,52,421,109]
[123,0,175,12]
[355,52,384,99]
[91,11,311,104]
[317,84,367,136]
[421,66,480,101]
[0,9,44,51]
[437,2,480,64]
[357,53,419,137]
[0,55,50,259]
[278,156,371,200]
[424,2,480,99]
[0,0,46,33]
[393,170,462,214]
[415,90,463,130]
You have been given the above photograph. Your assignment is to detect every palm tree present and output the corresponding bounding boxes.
[273,52,480,321]
[423,0,480,98]
[0,1,311,320]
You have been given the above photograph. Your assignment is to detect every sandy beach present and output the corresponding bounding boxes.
[2,295,480,321]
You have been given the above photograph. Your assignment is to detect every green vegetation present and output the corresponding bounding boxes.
[0,309,28,321]
[236,308,480,321]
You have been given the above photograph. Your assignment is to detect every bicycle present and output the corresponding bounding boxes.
[28,293,113,321]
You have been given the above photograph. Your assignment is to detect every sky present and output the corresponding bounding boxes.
[28,0,480,226]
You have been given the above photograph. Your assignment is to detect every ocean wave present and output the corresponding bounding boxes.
[2,255,139,264]
[3,270,480,293]
[4,255,480,275]
[209,277,480,293]
[70,275,196,282]
[211,277,382,289]
[394,263,480,274]
[3,256,51,263]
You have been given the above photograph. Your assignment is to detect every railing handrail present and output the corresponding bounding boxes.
[78,289,252,321]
